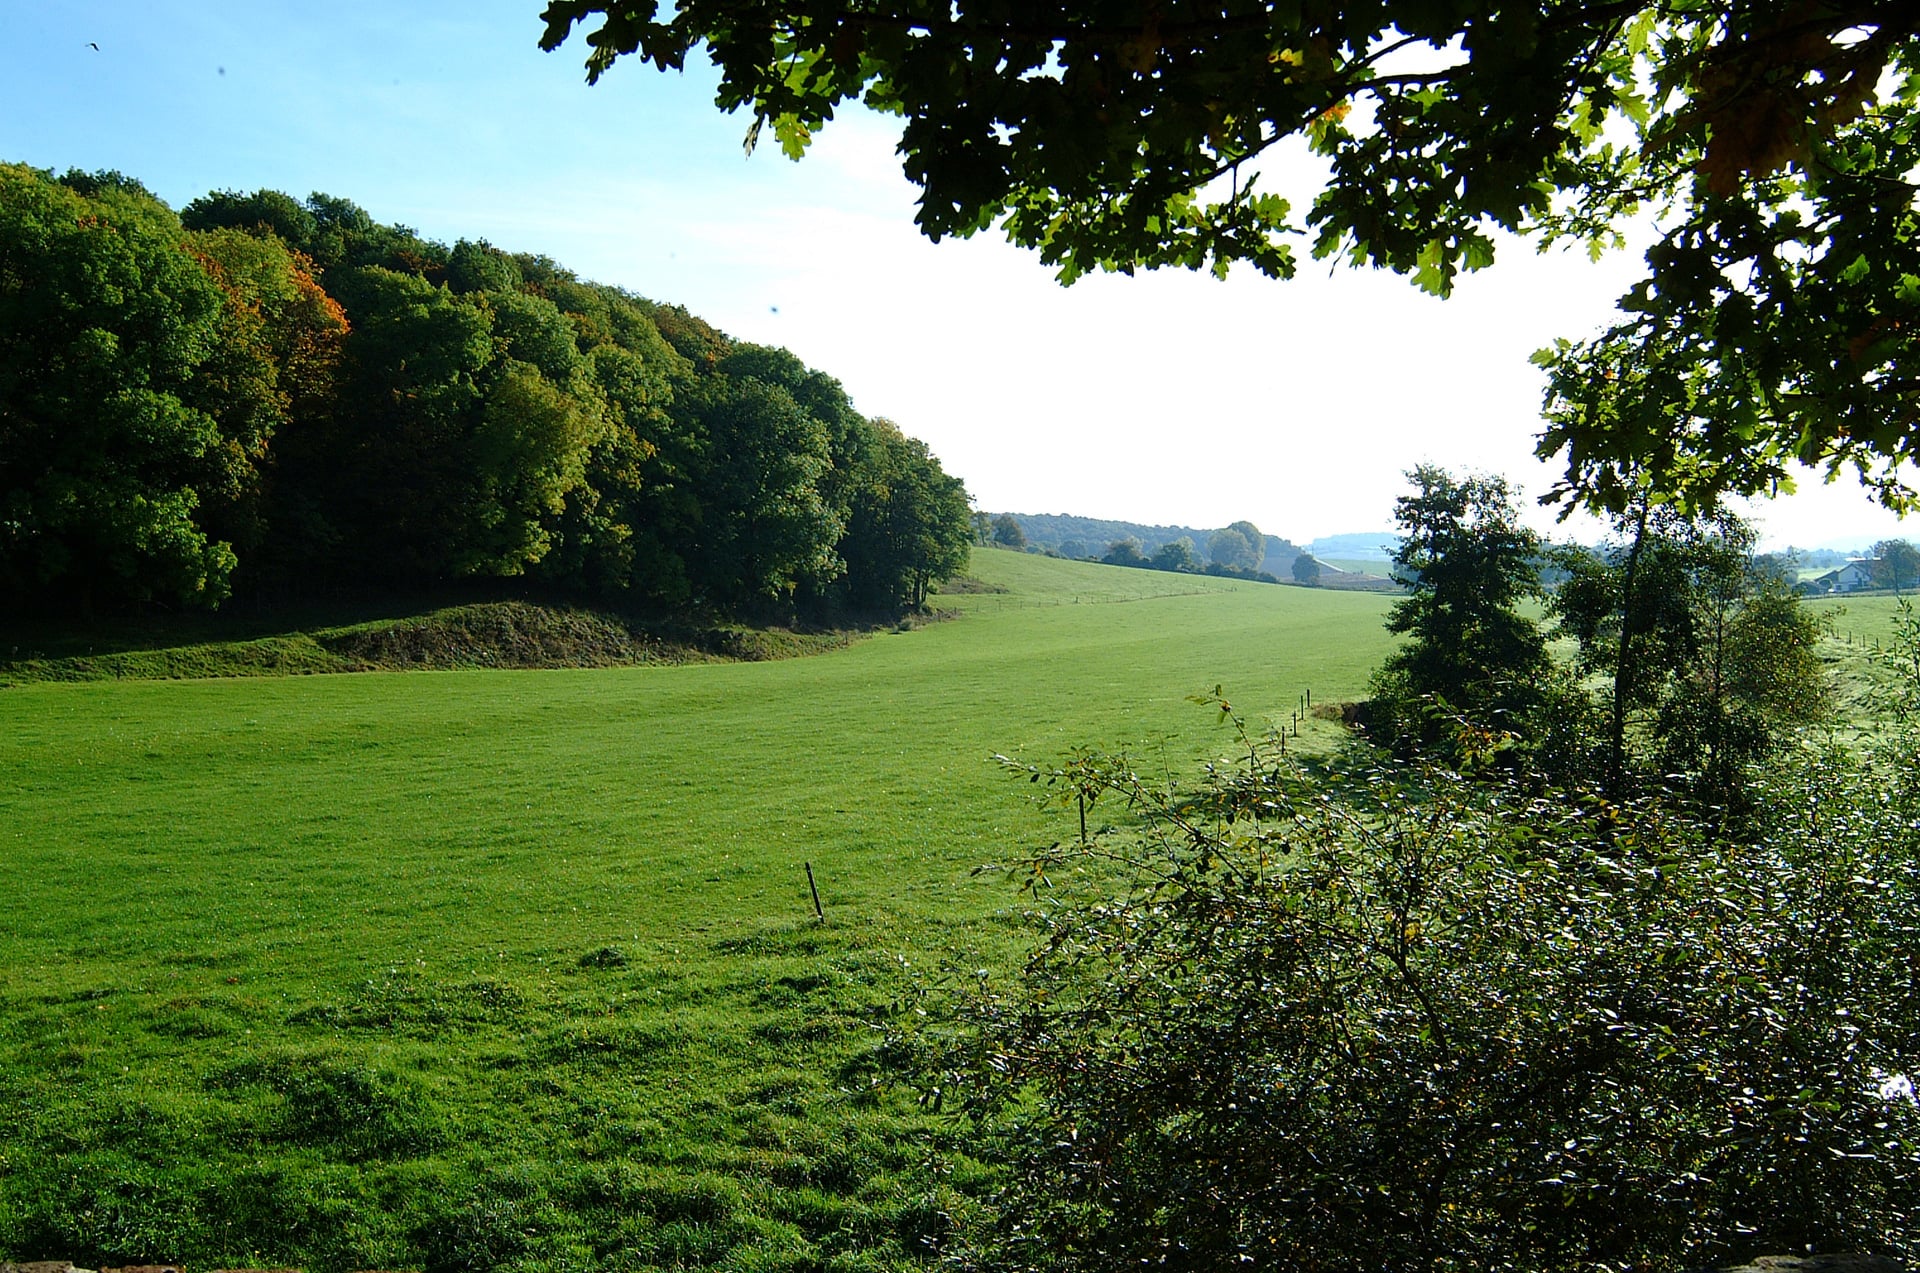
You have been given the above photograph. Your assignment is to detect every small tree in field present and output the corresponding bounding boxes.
[1291,554,1322,586]
[1151,536,1200,573]
[1555,505,1827,807]
[1370,467,1551,751]
[991,513,1026,549]
[1874,539,1920,595]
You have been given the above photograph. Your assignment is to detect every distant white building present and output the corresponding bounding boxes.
[1834,558,1879,592]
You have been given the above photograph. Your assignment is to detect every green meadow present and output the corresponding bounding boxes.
[0,552,1395,1272]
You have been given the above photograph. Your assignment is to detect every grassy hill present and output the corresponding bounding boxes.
[989,513,1304,566]
[0,595,876,688]
[0,552,1397,1272]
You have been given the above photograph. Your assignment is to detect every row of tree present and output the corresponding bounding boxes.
[1087,520,1269,572]
[1000,516,1289,583]
[1852,540,1920,595]
[980,512,1320,577]
[1371,467,1827,816]
[0,164,974,616]
[1090,531,1282,583]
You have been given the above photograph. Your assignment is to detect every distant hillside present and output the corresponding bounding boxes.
[1308,532,1401,562]
[995,512,1304,568]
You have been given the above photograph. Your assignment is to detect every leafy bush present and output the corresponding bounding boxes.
[905,728,1920,1272]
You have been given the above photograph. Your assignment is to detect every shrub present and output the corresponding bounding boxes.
[905,731,1920,1272]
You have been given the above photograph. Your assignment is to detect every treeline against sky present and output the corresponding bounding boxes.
[0,164,973,616]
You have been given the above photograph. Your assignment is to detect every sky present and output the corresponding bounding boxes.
[3,0,1913,552]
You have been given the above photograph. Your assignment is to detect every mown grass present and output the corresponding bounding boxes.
[0,552,1396,1272]
[1817,591,1916,644]
[1316,556,1394,577]
[1806,594,1917,744]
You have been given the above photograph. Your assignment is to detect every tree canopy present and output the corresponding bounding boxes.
[0,165,972,616]
[1554,507,1827,809]
[540,2,1920,514]
[1207,525,1259,570]
[1371,466,1555,752]
[1151,534,1201,571]
[1874,538,1920,593]
[0,166,281,607]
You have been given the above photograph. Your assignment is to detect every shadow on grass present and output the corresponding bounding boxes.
[0,581,927,684]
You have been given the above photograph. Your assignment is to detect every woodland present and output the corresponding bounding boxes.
[0,164,975,621]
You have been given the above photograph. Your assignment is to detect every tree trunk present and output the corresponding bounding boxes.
[1607,492,1652,798]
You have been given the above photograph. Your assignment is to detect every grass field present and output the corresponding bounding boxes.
[0,552,1397,1272]
[1316,556,1394,577]
[1816,591,1917,643]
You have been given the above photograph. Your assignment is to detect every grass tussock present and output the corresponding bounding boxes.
[932,575,1009,595]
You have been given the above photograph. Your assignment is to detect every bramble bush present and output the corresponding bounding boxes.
[902,700,1920,1271]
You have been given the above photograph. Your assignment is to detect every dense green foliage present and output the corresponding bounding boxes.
[1207,521,1264,571]
[1874,539,1920,594]
[0,168,286,608]
[541,2,1920,514]
[920,704,1920,1272]
[0,163,972,617]
[0,552,1397,1272]
[1368,467,1558,752]
[1555,505,1828,806]
[887,522,1917,1273]
[1149,534,1200,572]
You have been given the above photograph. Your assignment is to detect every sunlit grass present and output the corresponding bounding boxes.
[0,552,1396,1272]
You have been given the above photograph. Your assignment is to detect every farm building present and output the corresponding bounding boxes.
[1810,557,1880,593]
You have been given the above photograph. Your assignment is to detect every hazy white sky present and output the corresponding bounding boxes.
[3,0,1911,551]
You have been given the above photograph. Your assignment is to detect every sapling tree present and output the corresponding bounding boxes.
[1553,504,1826,809]
[1369,466,1554,754]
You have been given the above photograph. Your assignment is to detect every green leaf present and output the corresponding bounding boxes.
[1412,240,1449,296]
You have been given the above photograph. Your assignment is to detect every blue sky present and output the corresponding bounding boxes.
[4,1,1911,550]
